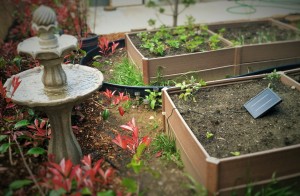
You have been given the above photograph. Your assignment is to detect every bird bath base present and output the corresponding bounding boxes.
[4,64,103,164]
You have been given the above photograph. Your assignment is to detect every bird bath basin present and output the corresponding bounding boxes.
[4,5,103,164]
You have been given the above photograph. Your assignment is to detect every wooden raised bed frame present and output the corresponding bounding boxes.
[126,18,300,84]
[208,18,300,76]
[125,29,235,84]
[162,73,300,195]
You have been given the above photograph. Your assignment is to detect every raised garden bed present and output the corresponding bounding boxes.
[126,25,235,84]
[282,67,300,87]
[208,18,300,75]
[162,73,300,195]
[273,14,300,30]
[126,18,300,84]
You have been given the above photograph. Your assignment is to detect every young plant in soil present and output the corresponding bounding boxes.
[111,118,151,195]
[175,76,206,102]
[151,133,183,168]
[145,88,162,110]
[265,69,281,89]
[134,24,225,58]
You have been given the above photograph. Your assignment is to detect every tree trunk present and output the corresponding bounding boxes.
[173,0,179,27]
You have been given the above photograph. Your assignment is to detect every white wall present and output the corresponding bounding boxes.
[111,0,143,6]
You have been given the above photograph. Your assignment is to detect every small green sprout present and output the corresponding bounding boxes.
[230,151,240,156]
[206,132,214,139]
[265,69,281,89]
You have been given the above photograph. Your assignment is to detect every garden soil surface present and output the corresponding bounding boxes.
[210,20,300,44]
[171,79,300,159]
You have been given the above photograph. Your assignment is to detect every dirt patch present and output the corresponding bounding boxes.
[171,78,300,158]
[0,90,193,195]
[214,21,300,45]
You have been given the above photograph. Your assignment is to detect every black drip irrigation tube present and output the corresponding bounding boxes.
[80,39,300,97]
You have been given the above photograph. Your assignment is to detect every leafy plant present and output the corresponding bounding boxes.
[137,23,224,57]
[101,89,130,118]
[109,58,144,86]
[185,38,203,52]
[145,89,162,110]
[265,69,281,89]
[112,118,151,194]
[175,76,206,102]
[38,154,115,195]
[97,36,120,57]
[208,34,221,50]
[151,133,183,168]
[112,118,151,154]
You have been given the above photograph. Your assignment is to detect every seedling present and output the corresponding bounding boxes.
[145,88,162,110]
[175,76,206,102]
[206,132,214,139]
[265,69,281,89]
[230,151,240,156]
[137,24,224,57]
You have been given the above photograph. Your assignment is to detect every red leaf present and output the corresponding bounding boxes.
[5,103,15,109]
[11,76,21,97]
[111,42,119,54]
[103,89,116,99]
[118,106,125,116]
[112,134,127,149]
[81,155,92,168]
[0,81,7,98]
[141,136,151,147]
[155,151,163,158]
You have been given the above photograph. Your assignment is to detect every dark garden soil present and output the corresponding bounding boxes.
[213,21,300,45]
[288,73,300,83]
[171,78,300,159]
[74,92,193,196]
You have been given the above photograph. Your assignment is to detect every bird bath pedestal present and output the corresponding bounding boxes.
[4,5,103,164]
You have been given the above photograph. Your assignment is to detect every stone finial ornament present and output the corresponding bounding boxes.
[32,5,58,48]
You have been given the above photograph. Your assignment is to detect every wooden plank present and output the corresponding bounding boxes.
[163,90,209,185]
[147,48,235,77]
[150,65,235,83]
[218,144,300,189]
[239,57,300,75]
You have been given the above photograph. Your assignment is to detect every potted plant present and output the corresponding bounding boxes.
[208,18,300,75]
[162,71,300,195]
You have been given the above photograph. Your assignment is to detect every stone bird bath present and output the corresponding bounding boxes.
[4,5,103,164]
